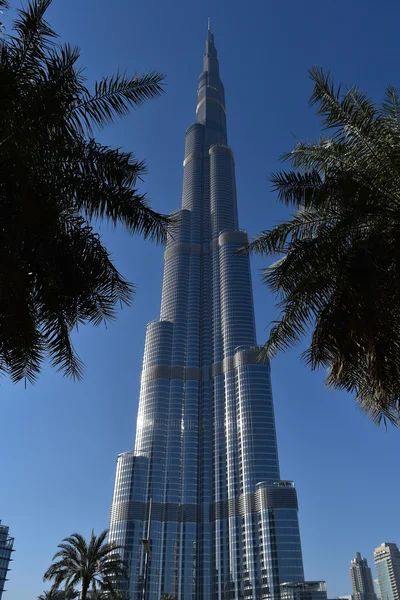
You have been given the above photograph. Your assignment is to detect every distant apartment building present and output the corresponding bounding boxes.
[375,579,382,600]
[0,522,14,599]
[350,552,377,600]
[374,543,400,600]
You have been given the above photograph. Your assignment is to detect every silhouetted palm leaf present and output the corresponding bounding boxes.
[71,71,165,134]
[0,0,9,27]
[246,68,400,425]
[0,0,168,383]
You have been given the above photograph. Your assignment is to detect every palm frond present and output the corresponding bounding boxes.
[381,85,400,130]
[68,138,169,242]
[0,0,9,27]
[0,0,167,382]
[270,169,323,207]
[245,208,327,257]
[250,67,400,424]
[12,0,57,69]
[282,137,346,172]
[69,70,165,133]
[309,67,400,193]
[44,530,126,600]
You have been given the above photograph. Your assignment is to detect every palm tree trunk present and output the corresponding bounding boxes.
[80,581,89,600]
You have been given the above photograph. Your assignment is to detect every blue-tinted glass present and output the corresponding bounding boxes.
[108,28,307,600]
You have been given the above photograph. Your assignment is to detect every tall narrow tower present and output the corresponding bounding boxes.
[350,552,377,600]
[109,26,306,600]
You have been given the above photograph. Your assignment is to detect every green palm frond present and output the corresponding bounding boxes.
[44,530,127,600]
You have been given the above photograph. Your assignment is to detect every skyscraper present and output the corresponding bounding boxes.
[0,521,14,599]
[109,24,311,600]
[375,579,382,600]
[374,543,400,600]
[350,552,377,600]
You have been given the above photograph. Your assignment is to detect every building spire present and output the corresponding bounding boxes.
[207,16,213,44]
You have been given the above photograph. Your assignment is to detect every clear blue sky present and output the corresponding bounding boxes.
[1,0,399,598]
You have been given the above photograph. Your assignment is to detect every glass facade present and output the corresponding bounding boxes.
[375,579,382,600]
[109,26,306,600]
[0,521,14,599]
[374,544,400,600]
[350,552,377,600]
[280,582,327,600]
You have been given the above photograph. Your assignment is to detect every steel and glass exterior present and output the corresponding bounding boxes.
[280,582,328,600]
[374,544,400,600]
[109,26,305,600]
[350,552,377,600]
[0,521,14,599]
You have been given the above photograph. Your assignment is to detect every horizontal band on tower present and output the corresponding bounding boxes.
[209,144,233,157]
[141,349,268,382]
[164,242,203,259]
[212,486,298,520]
[183,151,203,167]
[196,96,226,114]
[210,230,249,250]
[110,500,199,524]
[110,485,297,525]
[210,357,234,377]
[142,365,202,382]
[164,233,247,257]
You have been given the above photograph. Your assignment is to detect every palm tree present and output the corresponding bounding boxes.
[43,530,126,600]
[247,67,400,426]
[0,0,168,383]
[38,587,78,600]
[88,593,128,600]
[38,592,60,600]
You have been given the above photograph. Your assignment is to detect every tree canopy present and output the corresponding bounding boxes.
[247,67,400,426]
[43,530,126,600]
[0,0,168,383]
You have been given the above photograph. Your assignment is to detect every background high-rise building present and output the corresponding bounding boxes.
[375,579,382,600]
[374,543,400,600]
[108,24,324,600]
[280,581,328,600]
[0,521,14,600]
[350,552,377,600]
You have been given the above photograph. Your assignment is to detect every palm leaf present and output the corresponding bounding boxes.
[248,67,400,424]
[44,530,127,600]
[0,0,168,382]
[69,71,165,134]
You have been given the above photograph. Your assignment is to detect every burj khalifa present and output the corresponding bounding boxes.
[108,24,312,600]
